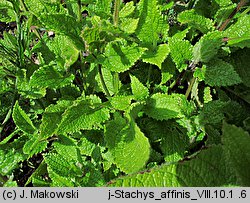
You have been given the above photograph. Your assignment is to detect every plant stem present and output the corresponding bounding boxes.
[113,72,119,95]
[113,0,121,27]
[112,0,121,95]
[20,0,28,12]
[241,5,250,16]
[146,65,152,88]
[77,0,82,22]
[98,65,111,97]
[185,77,196,99]
[218,0,248,31]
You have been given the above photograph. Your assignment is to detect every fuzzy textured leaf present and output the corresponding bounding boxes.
[142,44,170,68]
[105,114,150,174]
[225,15,250,48]
[204,59,242,87]
[0,149,24,176]
[110,96,133,111]
[12,101,36,134]
[120,18,139,34]
[23,136,48,157]
[178,9,214,33]
[222,123,250,186]
[39,100,72,138]
[108,146,236,186]
[45,153,82,178]
[193,31,223,63]
[103,41,146,73]
[119,1,135,18]
[39,13,84,50]
[130,75,149,100]
[30,65,75,89]
[229,48,250,87]
[169,37,193,72]
[57,96,110,134]
[144,93,193,120]
[136,0,168,46]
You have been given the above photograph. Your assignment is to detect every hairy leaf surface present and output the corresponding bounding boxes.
[12,101,36,134]
[108,146,236,186]
[144,93,193,120]
[57,96,110,134]
[103,41,146,73]
[142,44,170,68]
[222,123,250,186]
[105,114,150,174]
[178,9,214,33]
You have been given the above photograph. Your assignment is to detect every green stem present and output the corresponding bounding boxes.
[112,0,121,95]
[113,72,119,95]
[113,0,121,27]
[98,65,111,97]
[185,77,196,99]
[77,0,82,22]
[241,5,250,16]
[146,65,152,88]
[20,0,28,12]
[13,1,24,68]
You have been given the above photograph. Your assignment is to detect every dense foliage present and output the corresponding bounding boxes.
[0,0,250,187]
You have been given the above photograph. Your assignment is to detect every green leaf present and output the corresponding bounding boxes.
[110,96,133,111]
[53,135,80,163]
[120,18,139,34]
[214,0,233,6]
[45,153,82,178]
[141,119,189,162]
[0,149,24,176]
[136,0,168,46]
[142,44,170,68]
[225,15,250,48]
[105,113,150,174]
[204,59,242,87]
[87,0,112,18]
[103,41,146,73]
[130,75,149,100]
[57,96,110,134]
[160,56,175,84]
[222,123,250,186]
[178,9,214,33]
[3,179,17,187]
[79,137,96,157]
[39,13,84,50]
[169,37,193,72]
[229,48,250,87]
[16,69,46,99]
[40,100,72,138]
[119,1,135,18]
[23,136,48,157]
[108,146,236,186]
[31,35,56,65]
[144,93,193,121]
[29,65,75,89]
[203,87,213,103]
[95,67,121,96]
[0,1,15,23]
[199,100,227,125]
[193,31,223,63]
[215,4,235,25]
[46,35,80,68]
[12,101,36,134]
[48,170,75,187]
[24,0,62,16]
